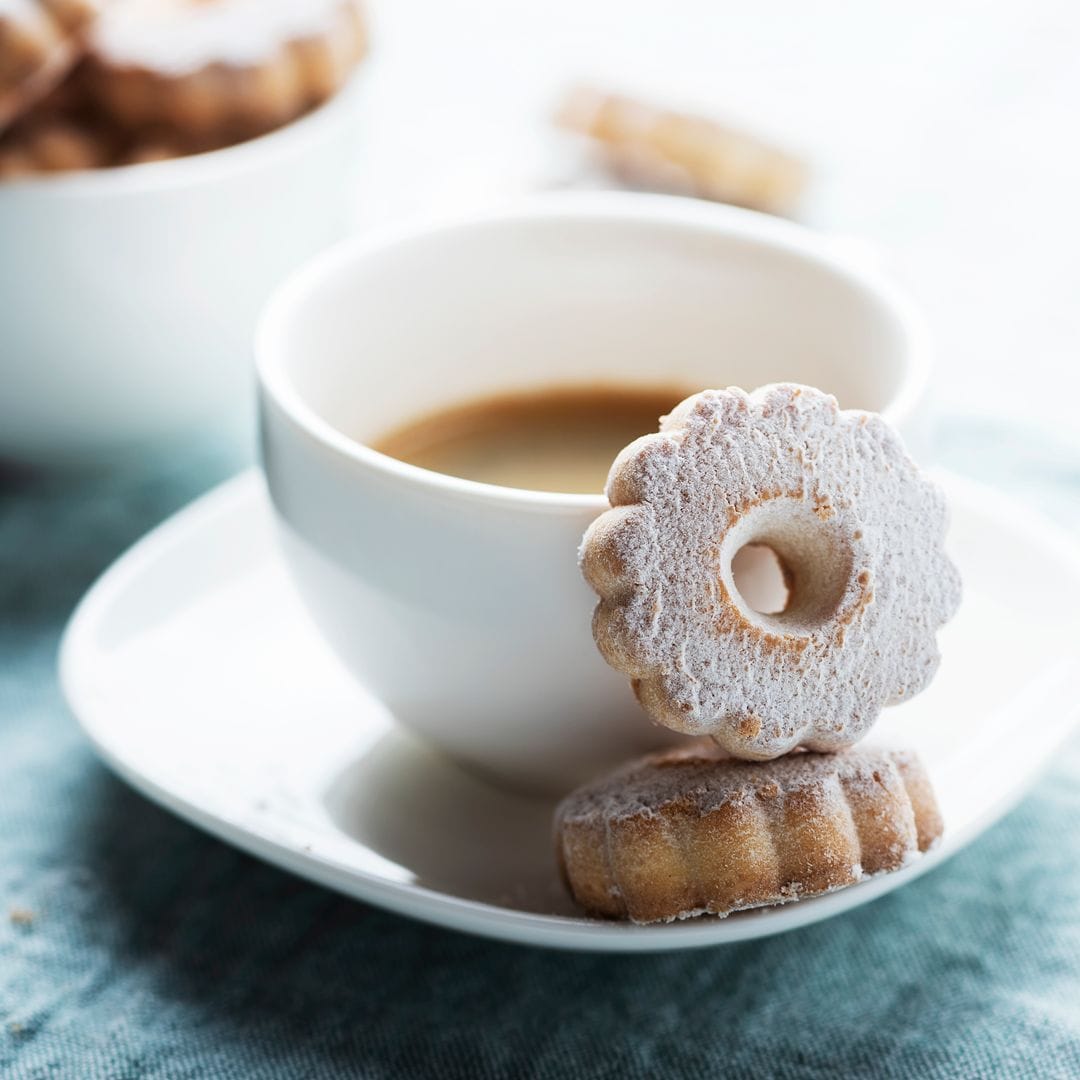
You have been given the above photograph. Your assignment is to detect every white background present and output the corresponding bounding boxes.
[352,0,1080,436]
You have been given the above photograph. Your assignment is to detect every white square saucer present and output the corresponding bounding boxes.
[59,470,1080,951]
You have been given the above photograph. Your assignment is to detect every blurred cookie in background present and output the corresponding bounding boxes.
[0,0,368,178]
[557,85,808,217]
[82,0,368,145]
[0,0,101,130]
[0,71,112,176]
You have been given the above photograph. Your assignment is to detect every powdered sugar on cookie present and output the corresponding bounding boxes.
[82,0,367,142]
[89,0,358,73]
[579,384,961,759]
[555,742,943,923]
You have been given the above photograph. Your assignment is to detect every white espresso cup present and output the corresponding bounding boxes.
[257,193,931,793]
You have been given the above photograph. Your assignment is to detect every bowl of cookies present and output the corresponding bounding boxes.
[0,0,368,466]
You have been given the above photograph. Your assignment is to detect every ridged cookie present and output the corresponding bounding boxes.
[0,111,108,175]
[0,0,100,131]
[558,86,808,215]
[579,384,961,760]
[83,0,367,143]
[555,744,942,924]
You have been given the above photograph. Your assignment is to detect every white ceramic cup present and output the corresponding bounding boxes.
[0,79,362,467]
[257,193,931,793]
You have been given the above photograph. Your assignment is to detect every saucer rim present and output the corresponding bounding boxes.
[59,468,1080,951]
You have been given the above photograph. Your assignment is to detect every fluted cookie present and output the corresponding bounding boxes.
[0,0,100,130]
[557,86,808,215]
[83,0,367,145]
[0,113,107,174]
[555,744,942,923]
[580,384,961,760]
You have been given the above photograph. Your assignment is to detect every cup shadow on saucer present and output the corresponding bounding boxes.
[321,729,578,917]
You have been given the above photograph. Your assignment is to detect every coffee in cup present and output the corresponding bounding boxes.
[372,384,690,494]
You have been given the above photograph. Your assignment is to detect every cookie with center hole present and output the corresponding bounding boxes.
[579,383,961,759]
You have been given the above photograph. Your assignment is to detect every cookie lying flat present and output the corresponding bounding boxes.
[557,86,808,216]
[580,384,962,760]
[0,0,100,131]
[555,744,942,924]
[0,111,108,175]
[83,0,367,144]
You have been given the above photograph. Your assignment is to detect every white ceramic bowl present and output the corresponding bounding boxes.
[0,78,363,467]
[257,193,932,792]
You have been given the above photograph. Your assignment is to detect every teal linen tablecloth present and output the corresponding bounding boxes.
[2,423,1079,1079]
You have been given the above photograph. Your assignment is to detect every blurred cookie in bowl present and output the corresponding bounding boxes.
[0,81,107,176]
[0,0,368,176]
[0,0,368,467]
[81,0,367,150]
[0,0,100,130]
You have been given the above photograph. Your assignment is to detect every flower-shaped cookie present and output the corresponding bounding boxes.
[579,384,961,759]
[83,0,368,144]
[0,0,100,132]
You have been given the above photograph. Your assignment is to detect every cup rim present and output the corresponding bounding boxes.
[0,71,364,199]
[256,192,933,514]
